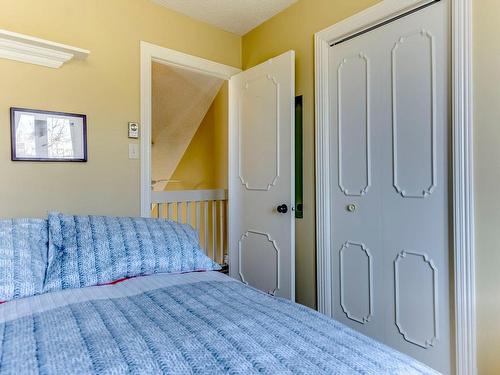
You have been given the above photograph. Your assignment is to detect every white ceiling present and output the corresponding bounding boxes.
[152,0,298,35]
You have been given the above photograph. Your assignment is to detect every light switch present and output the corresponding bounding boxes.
[129,143,139,159]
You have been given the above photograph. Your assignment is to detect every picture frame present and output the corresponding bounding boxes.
[10,107,87,162]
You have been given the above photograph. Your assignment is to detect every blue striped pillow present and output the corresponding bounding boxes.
[43,213,221,292]
[0,219,48,302]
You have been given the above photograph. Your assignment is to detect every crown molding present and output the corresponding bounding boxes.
[0,29,89,68]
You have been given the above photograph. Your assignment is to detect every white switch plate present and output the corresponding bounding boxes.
[129,143,139,159]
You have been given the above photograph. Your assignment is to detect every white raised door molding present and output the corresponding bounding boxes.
[0,29,89,68]
[314,1,475,374]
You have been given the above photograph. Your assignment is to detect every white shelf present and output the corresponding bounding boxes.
[0,29,89,69]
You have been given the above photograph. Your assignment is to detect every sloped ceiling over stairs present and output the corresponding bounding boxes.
[152,62,223,191]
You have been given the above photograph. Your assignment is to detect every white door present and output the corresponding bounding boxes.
[229,51,295,300]
[330,2,450,373]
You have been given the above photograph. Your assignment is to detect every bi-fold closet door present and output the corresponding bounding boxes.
[329,1,451,373]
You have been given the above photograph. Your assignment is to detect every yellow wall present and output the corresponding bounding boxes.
[165,82,228,191]
[242,0,379,308]
[474,0,500,373]
[0,0,240,219]
[2,0,497,371]
[165,103,216,191]
[213,82,229,190]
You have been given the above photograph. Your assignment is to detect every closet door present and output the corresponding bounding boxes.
[229,51,295,300]
[330,2,450,373]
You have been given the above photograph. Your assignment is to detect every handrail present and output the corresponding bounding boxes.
[151,189,227,203]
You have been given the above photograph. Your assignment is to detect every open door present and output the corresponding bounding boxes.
[228,51,295,300]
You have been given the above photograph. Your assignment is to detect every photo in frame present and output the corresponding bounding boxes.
[10,107,87,162]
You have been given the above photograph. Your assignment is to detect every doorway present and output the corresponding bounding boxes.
[150,61,229,264]
[140,43,297,300]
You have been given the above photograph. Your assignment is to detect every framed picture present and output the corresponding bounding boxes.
[10,107,87,162]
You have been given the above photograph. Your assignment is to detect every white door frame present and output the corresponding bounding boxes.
[314,1,475,374]
[139,41,240,217]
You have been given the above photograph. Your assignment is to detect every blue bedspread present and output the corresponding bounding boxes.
[0,273,439,375]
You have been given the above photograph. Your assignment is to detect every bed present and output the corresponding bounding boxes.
[0,214,440,374]
[0,271,439,374]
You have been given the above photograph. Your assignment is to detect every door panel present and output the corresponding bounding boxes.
[331,33,385,343]
[238,230,280,295]
[392,31,436,198]
[330,2,450,373]
[394,251,439,349]
[239,75,279,191]
[339,241,374,324]
[229,51,295,300]
[338,54,371,196]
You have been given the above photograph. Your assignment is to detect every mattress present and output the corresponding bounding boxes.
[0,271,439,374]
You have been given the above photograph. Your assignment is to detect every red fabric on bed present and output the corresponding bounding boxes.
[99,277,132,286]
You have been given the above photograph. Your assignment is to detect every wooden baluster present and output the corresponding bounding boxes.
[196,201,201,241]
[219,200,224,264]
[211,200,216,261]
[186,201,191,226]
[168,202,173,220]
[204,201,209,254]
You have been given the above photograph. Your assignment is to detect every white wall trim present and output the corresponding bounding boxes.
[140,41,240,217]
[0,29,89,68]
[451,0,476,373]
[314,1,476,374]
